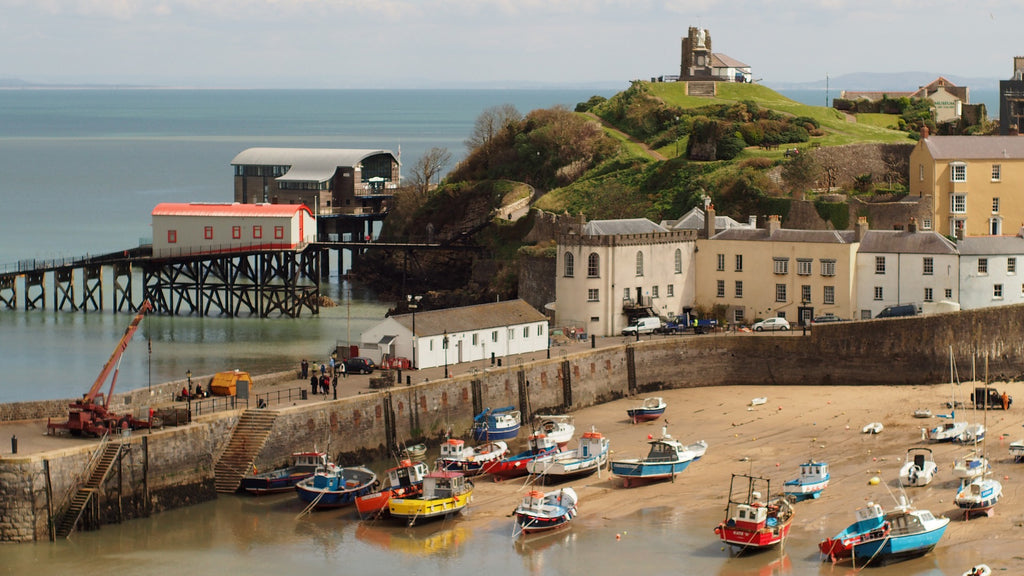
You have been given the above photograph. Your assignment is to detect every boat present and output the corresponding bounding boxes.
[535,414,575,448]
[527,428,610,483]
[783,460,829,501]
[861,422,883,434]
[1010,437,1024,462]
[959,422,986,443]
[481,432,559,481]
[899,448,938,487]
[913,408,932,418]
[714,474,794,550]
[512,487,578,537]
[471,406,521,441]
[749,397,767,407]
[927,349,969,442]
[963,564,993,576]
[388,469,474,526]
[401,443,427,461]
[610,428,696,488]
[295,463,378,509]
[818,498,950,565]
[626,397,666,423]
[437,438,509,476]
[954,353,1002,520]
[952,449,989,481]
[355,459,430,519]
[239,451,327,495]
[686,439,708,460]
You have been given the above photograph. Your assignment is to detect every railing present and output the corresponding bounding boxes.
[175,386,306,416]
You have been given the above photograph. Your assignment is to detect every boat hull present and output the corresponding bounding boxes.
[716,521,792,549]
[388,491,473,526]
[610,458,692,487]
[849,523,949,562]
[355,485,424,519]
[295,467,378,510]
[241,469,316,495]
[626,408,664,423]
[471,424,520,442]
[528,450,608,483]
[783,478,829,500]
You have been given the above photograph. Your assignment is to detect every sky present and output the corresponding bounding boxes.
[1,0,1021,90]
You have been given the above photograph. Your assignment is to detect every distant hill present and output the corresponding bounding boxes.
[766,72,1001,92]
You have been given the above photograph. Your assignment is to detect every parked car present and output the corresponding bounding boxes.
[621,316,662,336]
[752,317,791,332]
[344,356,376,374]
[810,314,846,324]
[875,304,917,319]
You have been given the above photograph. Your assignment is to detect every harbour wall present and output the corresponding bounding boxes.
[3,303,1024,542]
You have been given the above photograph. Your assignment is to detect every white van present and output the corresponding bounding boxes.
[621,316,662,336]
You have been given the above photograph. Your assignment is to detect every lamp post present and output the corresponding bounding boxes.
[407,295,422,369]
[443,330,449,379]
[186,369,192,420]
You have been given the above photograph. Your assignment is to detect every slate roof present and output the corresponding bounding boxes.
[920,136,1024,160]
[711,228,857,243]
[711,53,749,69]
[661,207,749,231]
[958,235,1024,255]
[390,299,546,337]
[583,219,668,236]
[858,230,958,254]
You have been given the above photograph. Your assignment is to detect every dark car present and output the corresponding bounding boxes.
[811,314,845,324]
[875,304,917,319]
[343,356,376,374]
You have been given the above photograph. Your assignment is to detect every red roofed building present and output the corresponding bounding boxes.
[151,202,317,258]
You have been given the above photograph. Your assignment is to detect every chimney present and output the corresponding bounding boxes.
[908,217,918,233]
[855,216,869,242]
[767,214,781,236]
[705,204,716,238]
[919,125,929,140]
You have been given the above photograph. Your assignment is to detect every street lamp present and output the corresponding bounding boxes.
[443,330,450,378]
[407,295,422,369]
[186,369,192,420]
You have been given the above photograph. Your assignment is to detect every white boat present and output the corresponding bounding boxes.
[954,475,1002,519]
[527,428,610,482]
[438,438,509,476]
[512,487,578,537]
[927,419,967,442]
[913,408,932,418]
[862,422,883,434]
[535,414,575,449]
[685,439,708,460]
[749,397,767,407]
[963,564,993,576]
[958,422,986,444]
[952,450,989,481]
[899,447,938,487]
[1010,438,1024,462]
[783,460,829,501]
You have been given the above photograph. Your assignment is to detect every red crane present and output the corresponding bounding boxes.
[47,301,157,437]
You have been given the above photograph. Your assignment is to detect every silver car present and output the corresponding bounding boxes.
[752,317,791,332]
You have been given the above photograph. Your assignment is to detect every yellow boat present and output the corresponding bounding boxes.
[388,469,473,526]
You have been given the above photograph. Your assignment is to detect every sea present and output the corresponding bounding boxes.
[0,88,986,575]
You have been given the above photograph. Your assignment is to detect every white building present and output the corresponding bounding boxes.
[958,233,1024,310]
[854,221,958,319]
[151,202,317,258]
[358,299,549,370]
[556,218,697,337]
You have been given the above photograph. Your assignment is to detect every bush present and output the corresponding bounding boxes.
[716,135,747,160]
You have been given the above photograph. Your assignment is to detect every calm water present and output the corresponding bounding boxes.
[0,89,612,403]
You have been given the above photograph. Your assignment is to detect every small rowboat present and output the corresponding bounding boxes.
[862,422,883,434]
[626,397,666,423]
[512,487,578,537]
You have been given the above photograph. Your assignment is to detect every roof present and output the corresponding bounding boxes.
[958,235,1024,255]
[858,230,958,255]
[152,202,313,218]
[230,147,398,183]
[919,136,1024,160]
[711,53,749,69]
[711,228,856,244]
[663,207,749,231]
[391,299,547,337]
[583,218,668,236]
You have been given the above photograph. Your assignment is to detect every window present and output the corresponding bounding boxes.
[587,253,600,277]
[1010,258,1017,274]
[978,258,988,274]
[587,289,599,302]
[993,197,1000,213]
[735,280,743,298]
[874,286,883,301]
[821,259,836,277]
[623,288,630,301]
[924,287,933,302]
[667,285,674,297]
[823,286,835,305]
[990,217,1002,236]
[651,286,659,298]
[994,284,1004,299]
[951,194,966,213]
[537,325,543,336]
[508,329,514,340]
[776,284,787,302]
[735,254,743,272]
[674,249,682,274]
[204,226,213,240]
[923,257,933,275]
[875,256,886,274]
[919,164,924,181]
[274,226,284,240]
[232,226,241,240]
[797,259,812,275]
[635,251,644,276]
[801,285,811,303]
[922,218,933,230]
[253,225,262,239]
[951,218,966,239]
[564,253,574,277]
[733,309,745,323]
[523,326,529,338]
[950,162,966,182]
[992,164,1001,181]
[945,288,953,299]
[167,230,177,244]
[716,254,725,271]
[716,280,725,298]
[773,258,789,275]
[472,333,478,345]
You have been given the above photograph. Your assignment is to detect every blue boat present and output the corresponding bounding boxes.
[626,397,666,423]
[295,463,378,509]
[610,431,696,488]
[784,460,830,501]
[471,406,521,442]
[819,499,950,565]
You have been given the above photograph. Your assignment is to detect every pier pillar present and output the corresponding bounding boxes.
[0,275,15,310]
[113,262,134,313]
[81,264,103,312]
[24,271,44,310]
[54,268,77,311]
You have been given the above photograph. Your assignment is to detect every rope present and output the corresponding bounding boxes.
[296,489,325,519]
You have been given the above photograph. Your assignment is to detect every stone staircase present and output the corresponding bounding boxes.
[55,437,123,539]
[214,409,279,494]
[686,81,717,97]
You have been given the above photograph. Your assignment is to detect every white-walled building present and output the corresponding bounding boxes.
[358,299,548,370]
[854,221,959,319]
[151,202,317,258]
[958,234,1024,310]
[555,218,697,337]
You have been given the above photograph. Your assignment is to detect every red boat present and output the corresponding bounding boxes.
[355,459,430,519]
[481,433,559,481]
[714,474,794,550]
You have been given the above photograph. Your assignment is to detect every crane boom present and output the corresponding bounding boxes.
[85,300,153,404]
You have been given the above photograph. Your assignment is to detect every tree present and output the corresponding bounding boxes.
[409,147,453,196]
[465,104,522,152]
[781,152,820,196]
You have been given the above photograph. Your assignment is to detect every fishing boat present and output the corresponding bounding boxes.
[295,463,378,509]
[355,459,430,519]
[610,428,696,488]
[512,487,578,537]
[954,353,1001,520]
[714,474,794,550]
[388,469,474,526]
[527,428,610,483]
[626,397,666,423]
[899,448,938,487]
[535,414,575,448]
[928,349,969,442]
[471,406,521,442]
[952,450,989,482]
[240,451,327,495]
[818,499,949,564]
[438,438,509,476]
[481,432,559,481]
[783,460,830,501]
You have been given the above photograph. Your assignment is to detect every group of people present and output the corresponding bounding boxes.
[301,357,348,398]
[309,373,334,396]
[178,383,208,401]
